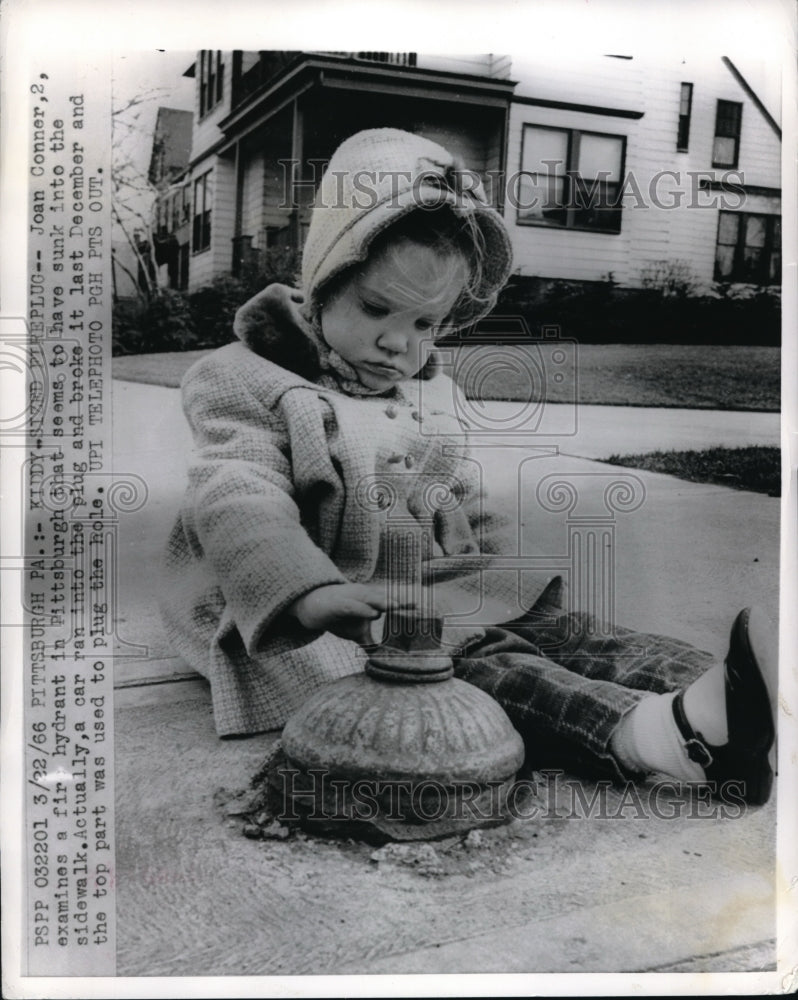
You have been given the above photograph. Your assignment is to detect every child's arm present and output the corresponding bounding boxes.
[180,351,354,652]
[287,583,397,645]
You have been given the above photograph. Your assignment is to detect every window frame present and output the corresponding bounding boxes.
[712,99,743,169]
[517,123,627,235]
[677,82,693,152]
[177,243,190,291]
[170,190,180,232]
[714,210,780,285]
[156,197,167,236]
[192,171,212,254]
[199,50,224,118]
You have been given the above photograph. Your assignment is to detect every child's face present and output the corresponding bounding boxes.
[319,239,466,392]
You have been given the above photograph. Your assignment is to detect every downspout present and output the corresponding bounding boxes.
[290,96,305,251]
[232,139,243,275]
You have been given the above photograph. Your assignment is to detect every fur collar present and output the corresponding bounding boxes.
[233,283,323,382]
[232,283,440,392]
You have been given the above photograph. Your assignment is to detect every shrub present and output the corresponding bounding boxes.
[113,256,781,355]
[112,289,195,355]
[187,249,303,349]
[241,246,302,297]
[112,245,305,356]
[489,273,780,346]
[188,276,246,349]
[112,297,146,356]
[639,259,697,298]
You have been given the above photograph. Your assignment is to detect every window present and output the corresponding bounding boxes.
[178,244,190,291]
[171,191,180,232]
[199,50,224,117]
[715,211,780,285]
[677,83,693,151]
[192,172,212,253]
[712,100,742,168]
[156,198,168,235]
[518,125,625,233]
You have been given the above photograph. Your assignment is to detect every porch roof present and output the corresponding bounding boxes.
[215,53,518,156]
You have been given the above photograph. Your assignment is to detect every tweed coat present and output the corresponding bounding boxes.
[161,285,536,736]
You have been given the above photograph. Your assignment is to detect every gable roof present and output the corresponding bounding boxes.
[722,56,781,140]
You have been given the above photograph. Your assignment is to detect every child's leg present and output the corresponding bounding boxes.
[453,576,711,781]
[508,610,715,694]
[610,606,776,804]
[499,587,726,780]
[456,587,776,803]
[454,628,650,784]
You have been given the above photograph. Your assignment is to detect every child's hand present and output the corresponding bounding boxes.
[288,583,415,645]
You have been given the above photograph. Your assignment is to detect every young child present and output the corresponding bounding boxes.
[162,128,776,806]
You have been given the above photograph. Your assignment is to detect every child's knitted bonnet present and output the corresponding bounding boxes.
[301,128,513,329]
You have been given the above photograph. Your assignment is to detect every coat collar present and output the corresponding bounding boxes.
[232,283,440,395]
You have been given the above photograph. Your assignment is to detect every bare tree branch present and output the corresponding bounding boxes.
[112,249,148,305]
[111,84,171,301]
[112,204,158,300]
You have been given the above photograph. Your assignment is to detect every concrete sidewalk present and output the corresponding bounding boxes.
[485,400,779,459]
[111,381,779,686]
[110,378,781,979]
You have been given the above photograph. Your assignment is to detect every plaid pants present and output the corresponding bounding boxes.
[454,602,715,783]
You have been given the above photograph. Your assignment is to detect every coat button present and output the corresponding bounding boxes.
[404,455,415,468]
[411,410,422,422]
[385,404,398,419]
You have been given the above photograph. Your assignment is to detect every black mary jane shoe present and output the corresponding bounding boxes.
[671,607,776,806]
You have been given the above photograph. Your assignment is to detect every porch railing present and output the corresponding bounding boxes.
[231,51,418,110]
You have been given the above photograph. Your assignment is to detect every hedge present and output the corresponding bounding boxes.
[112,270,780,356]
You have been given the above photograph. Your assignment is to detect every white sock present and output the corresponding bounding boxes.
[682,662,728,745]
[611,692,707,782]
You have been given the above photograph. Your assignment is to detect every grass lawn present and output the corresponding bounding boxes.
[113,350,210,388]
[113,343,780,412]
[605,446,781,496]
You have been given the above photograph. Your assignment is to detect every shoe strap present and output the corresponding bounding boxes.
[671,690,714,769]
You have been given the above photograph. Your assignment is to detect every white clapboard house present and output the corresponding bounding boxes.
[151,51,781,297]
